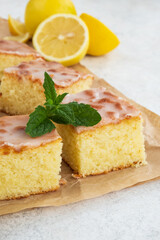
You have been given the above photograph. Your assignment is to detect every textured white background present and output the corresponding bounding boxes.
[0,0,160,239]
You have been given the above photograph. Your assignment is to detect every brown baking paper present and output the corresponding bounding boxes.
[0,18,160,216]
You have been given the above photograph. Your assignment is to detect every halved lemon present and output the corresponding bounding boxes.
[3,32,31,43]
[80,13,120,56]
[8,15,27,36]
[33,14,89,66]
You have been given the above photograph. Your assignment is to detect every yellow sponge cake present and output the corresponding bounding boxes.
[0,60,93,115]
[0,40,42,78]
[56,88,146,177]
[0,115,62,200]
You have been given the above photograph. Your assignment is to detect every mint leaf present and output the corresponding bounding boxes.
[25,105,55,137]
[55,93,68,105]
[43,72,57,102]
[67,102,101,127]
[51,102,101,127]
[51,104,75,125]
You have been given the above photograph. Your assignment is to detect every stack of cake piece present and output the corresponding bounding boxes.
[0,40,146,200]
[0,40,93,114]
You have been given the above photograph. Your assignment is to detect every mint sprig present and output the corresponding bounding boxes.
[25,72,101,137]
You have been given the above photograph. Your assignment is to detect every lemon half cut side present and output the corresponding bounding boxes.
[33,14,89,66]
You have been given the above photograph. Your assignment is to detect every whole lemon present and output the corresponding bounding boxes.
[25,0,77,35]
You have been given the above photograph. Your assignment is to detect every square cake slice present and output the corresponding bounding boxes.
[0,40,42,78]
[0,115,62,200]
[0,59,93,115]
[56,88,146,177]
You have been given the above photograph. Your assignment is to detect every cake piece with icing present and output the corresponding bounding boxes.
[0,40,42,78]
[0,59,93,114]
[56,88,146,177]
[0,115,62,200]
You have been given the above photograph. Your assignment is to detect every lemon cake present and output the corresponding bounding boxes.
[0,115,62,200]
[0,40,42,79]
[0,59,93,115]
[56,88,146,177]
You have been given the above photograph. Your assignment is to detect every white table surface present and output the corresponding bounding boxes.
[0,0,160,239]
